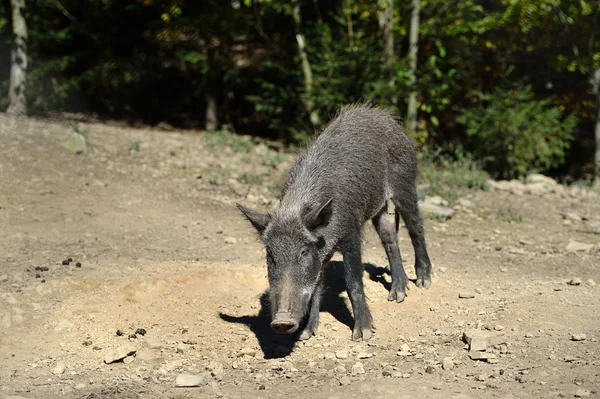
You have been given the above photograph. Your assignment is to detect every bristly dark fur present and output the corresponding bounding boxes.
[236,103,433,341]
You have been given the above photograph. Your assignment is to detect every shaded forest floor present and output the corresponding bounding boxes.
[1,115,599,399]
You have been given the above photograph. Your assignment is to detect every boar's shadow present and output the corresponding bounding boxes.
[219,261,392,359]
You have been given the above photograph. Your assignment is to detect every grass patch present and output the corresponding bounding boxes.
[204,125,254,153]
[418,146,490,203]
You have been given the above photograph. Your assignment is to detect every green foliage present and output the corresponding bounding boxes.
[204,126,254,153]
[457,85,578,179]
[418,145,490,202]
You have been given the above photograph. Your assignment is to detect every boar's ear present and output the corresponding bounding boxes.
[303,198,333,231]
[236,203,270,233]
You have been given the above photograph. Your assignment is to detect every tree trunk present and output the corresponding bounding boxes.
[6,0,28,116]
[592,67,600,186]
[292,0,320,127]
[406,0,420,132]
[379,0,394,67]
[205,93,218,132]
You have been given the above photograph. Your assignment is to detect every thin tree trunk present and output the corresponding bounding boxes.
[205,93,218,132]
[592,67,600,186]
[406,0,420,132]
[6,0,28,116]
[292,0,320,126]
[379,0,394,67]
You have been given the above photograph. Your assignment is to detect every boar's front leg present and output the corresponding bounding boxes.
[341,235,374,341]
[298,281,322,340]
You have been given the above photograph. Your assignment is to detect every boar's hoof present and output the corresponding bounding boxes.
[352,325,374,341]
[271,320,299,334]
[416,276,432,289]
[387,286,407,303]
[298,326,317,341]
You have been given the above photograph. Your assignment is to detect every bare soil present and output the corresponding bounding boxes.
[1,114,599,399]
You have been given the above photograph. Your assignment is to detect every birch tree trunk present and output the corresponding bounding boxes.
[406,0,420,132]
[379,0,394,67]
[6,0,28,116]
[292,0,320,127]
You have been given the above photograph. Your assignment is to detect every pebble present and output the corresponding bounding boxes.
[237,347,256,357]
[339,376,351,386]
[439,266,448,272]
[571,333,587,342]
[587,279,596,287]
[458,292,475,299]
[0,274,8,282]
[425,365,435,374]
[335,350,348,359]
[334,365,347,374]
[351,362,365,375]
[356,352,373,359]
[442,357,454,371]
[476,374,486,382]
[565,241,595,253]
[52,364,65,375]
[104,344,137,364]
[469,352,497,362]
[176,343,187,354]
[74,383,86,390]
[144,337,164,349]
[224,236,237,245]
[399,343,411,353]
[574,389,591,398]
[175,373,208,387]
[568,278,582,286]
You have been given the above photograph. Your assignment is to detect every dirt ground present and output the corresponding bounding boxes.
[1,114,599,399]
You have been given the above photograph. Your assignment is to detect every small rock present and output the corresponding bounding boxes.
[339,376,351,386]
[571,333,587,342]
[54,319,74,332]
[52,364,65,375]
[425,365,436,374]
[565,241,594,253]
[334,365,347,374]
[176,343,187,354]
[442,357,454,371]
[438,266,448,273]
[144,337,164,349]
[175,373,208,387]
[419,202,455,219]
[494,325,505,331]
[104,344,137,364]
[356,352,373,359]
[324,352,336,360]
[562,212,582,221]
[526,173,556,186]
[458,199,473,207]
[399,343,411,353]
[0,275,8,283]
[574,389,591,398]
[65,132,86,154]
[224,236,237,245]
[238,347,256,357]
[351,362,365,375]
[458,292,475,299]
[208,362,224,381]
[586,279,596,287]
[469,352,497,362]
[335,350,348,359]
[519,239,533,245]
[476,374,486,382]
[568,278,582,286]
[74,383,86,390]
[135,328,147,336]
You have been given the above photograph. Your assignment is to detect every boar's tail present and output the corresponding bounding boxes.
[394,210,400,233]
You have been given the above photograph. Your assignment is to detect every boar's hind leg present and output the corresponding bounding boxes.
[372,207,409,302]
[298,281,322,340]
[391,184,432,289]
[341,235,374,341]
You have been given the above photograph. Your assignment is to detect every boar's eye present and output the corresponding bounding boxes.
[300,248,310,257]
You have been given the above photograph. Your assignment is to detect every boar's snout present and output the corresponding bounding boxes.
[270,314,299,334]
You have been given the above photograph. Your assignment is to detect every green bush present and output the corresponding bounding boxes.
[457,85,578,179]
[418,145,490,202]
